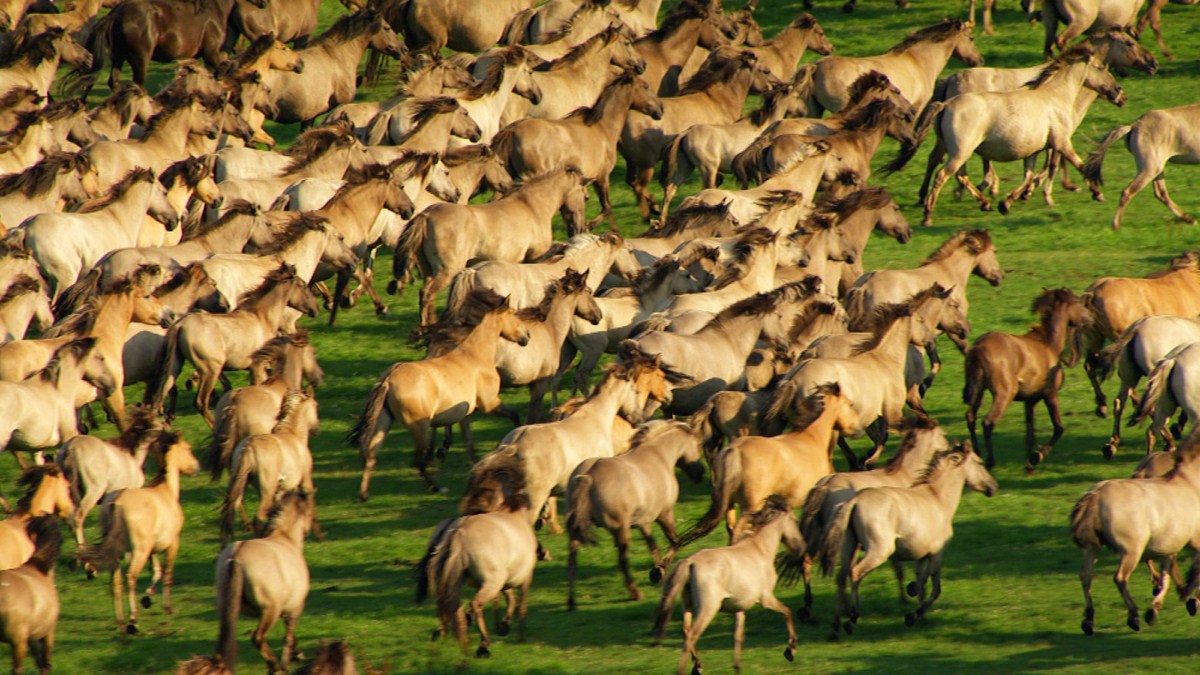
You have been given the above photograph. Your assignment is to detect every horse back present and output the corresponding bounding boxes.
[0,565,58,637]
[1087,271,1200,338]
[235,538,310,611]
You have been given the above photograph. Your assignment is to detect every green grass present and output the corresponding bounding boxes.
[10,0,1200,672]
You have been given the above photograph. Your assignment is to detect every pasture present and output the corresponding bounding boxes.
[4,0,1200,672]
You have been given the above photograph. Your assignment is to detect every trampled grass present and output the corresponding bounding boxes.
[7,0,1200,672]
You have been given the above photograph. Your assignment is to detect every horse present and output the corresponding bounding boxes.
[491,69,663,229]
[0,465,73,571]
[909,54,1123,226]
[227,0,322,46]
[1083,103,1200,230]
[0,28,92,99]
[208,331,323,482]
[681,382,861,553]
[0,338,116,468]
[418,491,540,659]
[491,269,603,419]
[0,516,61,675]
[462,353,670,533]
[0,153,92,230]
[152,265,321,426]
[350,289,530,497]
[822,445,998,639]
[260,10,405,126]
[396,167,592,325]
[630,0,735,96]
[964,288,1091,470]
[383,0,538,52]
[565,420,707,608]
[86,0,241,88]
[1136,0,1198,59]
[1129,342,1200,453]
[216,490,315,673]
[55,405,164,551]
[1075,252,1200,419]
[0,274,51,341]
[1042,0,1150,56]
[802,187,912,296]
[76,431,200,634]
[747,13,833,81]
[1070,438,1200,634]
[799,416,950,620]
[652,500,804,675]
[793,19,982,117]
[222,391,320,545]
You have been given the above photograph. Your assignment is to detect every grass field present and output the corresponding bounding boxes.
[8,0,1200,672]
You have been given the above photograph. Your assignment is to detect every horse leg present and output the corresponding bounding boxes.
[1041,150,1060,206]
[860,419,888,469]
[639,523,662,566]
[1112,168,1156,230]
[612,524,642,600]
[917,140,945,204]
[965,396,982,464]
[1146,556,1173,626]
[1146,0,1173,59]
[1021,400,1038,470]
[526,378,551,424]
[1152,177,1197,224]
[922,159,966,226]
[281,612,299,670]
[141,553,163,610]
[74,489,102,548]
[680,603,717,675]
[761,592,798,662]
[652,511,680,583]
[544,496,562,534]
[732,610,745,673]
[1032,387,1065,467]
[571,345,603,396]
[496,588,517,637]
[999,156,1039,214]
[124,547,151,633]
[982,384,1014,470]
[1051,138,1102,202]
[893,560,910,605]
[1114,549,1145,631]
[459,419,476,462]
[250,610,283,672]
[837,436,860,470]
[1104,380,1133,460]
[953,167,992,212]
[627,166,658,220]
[418,272,451,325]
[194,367,220,428]
[103,387,129,433]
[911,553,945,624]
[567,536,582,611]
[409,421,440,493]
[921,340,941,393]
[110,566,127,631]
[470,580,503,658]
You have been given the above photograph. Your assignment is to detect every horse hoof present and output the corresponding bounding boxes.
[784,646,795,662]
[475,646,490,658]
[906,582,919,598]
[1127,616,1140,632]
[691,664,702,675]
[126,623,139,636]
[386,280,398,295]
[1081,620,1094,635]
[905,612,917,627]
[497,620,511,637]
[997,201,1010,215]
[141,596,152,609]
[85,568,96,581]
[376,305,390,316]
[843,621,855,635]
[567,599,576,612]
[1101,443,1117,460]
[649,566,663,584]
[431,629,440,642]
[1188,598,1198,616]
[630,587,643,601]
[1145,608,1158,626]
[1095,406,1108,419]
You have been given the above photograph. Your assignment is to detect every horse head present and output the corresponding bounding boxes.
[871,189,912,243]
[796,13,834,56]
[955,443,998,497]
[451,106,482,142]
[629,72,664,120]
[964,229,1004,286]
[950,20,984,67]
[494,295,531,346]
[1082,57,1126,107]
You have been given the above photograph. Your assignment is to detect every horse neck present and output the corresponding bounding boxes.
[647,19,703,64]
[203,213,260,251]
[922,462,970,516]
[518,174,576,222]
[768,26,809,67]
[313,29,374,66]
[272,348,308,389]
[731,243,780,292]
[50,353,86,397]
[1038,304,1074,354]
[317,181,388,238]
[835,209,876,251]
[1035,64,1090,110]
[743,517,788,557]
[892,39,958,79]
[578,375,633,421]
[89,293,137,344]
[702,310,769,356]
[922,248,978,290]
[26,484,59,516]
[241,284,297,327]
[290,147,354,180]
[697,70,756,119]
[454,313,512,361]
[278,230,328,279]
[1071,88,1099,126]
[866,315,913,362]
[593,85,640,142]
[143,109,195,155]
[783,398,840,446]
[269,517,309,548]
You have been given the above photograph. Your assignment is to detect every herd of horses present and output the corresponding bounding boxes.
[1,0,1200,672]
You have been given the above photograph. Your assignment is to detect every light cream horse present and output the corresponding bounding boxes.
[0,275,51,341]
[0,28,93,99]
[76,432,200,634]
[1130,342,1200,453]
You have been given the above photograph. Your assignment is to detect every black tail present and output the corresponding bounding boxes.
[77,502,128,570]
[216,556,244,667]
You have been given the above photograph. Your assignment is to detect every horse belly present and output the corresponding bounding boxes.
[975,121,1047,163]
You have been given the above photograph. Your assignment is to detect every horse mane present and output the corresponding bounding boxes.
[0,110,44,151]
[0,86,39,110]
[461,47,527,99]
[411,288,510,348]
[309,9,382,47]
[159,155,211,189]
[915,445,969,485]
[272,391,312,434]
[250,330,310,370]
[537,0,611,43]
[882,414,939,475]
[710,227,777,290]
[0,27,66,68]
[849,301,913,355]
[112,405,162,456]
[37,337,94,382]
[837,97,901,132]
[462,451,530,514]
[73,167,155,213]
[22,515,62,575]
[280,126,356,174]
[0,153,75,198]
[678,48,751,95]
[640,200,737,239]
[14,465,64,513]
[641,0,706,44]
[93,82,150,117]
[145,431,186,485]
[399,96,459,139]
[1029,287,1078,335]
[229,32,278,70]
[260,490,313,535]
[254,212,329,256]
[788,13,818,30]
[626,420,687,450]
[153,262,205,297]
[538,24,618,72]
[139,93,203,136]
[742,495,791,529]
[39,98,86,124]
[702,285,782,330]
[748,82,793,127]
[238,264,299,306]
[887,19,967,54]
[516,269,588,322]
[924,228,991,264]
[441,144,491,167]
[1026,57,1076,88]
[790,382,840,430]
[45,267,159,337]
[183,199,257,241]
[567,69,639,125]
[787,298,838,343]
[845,70,896,105]
[0,275,41,309]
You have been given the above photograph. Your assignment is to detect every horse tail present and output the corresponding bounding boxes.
[882,101,943,175]
[415,517,456,603]
[651,558,692,642]
[489,125,517,174]
[731,133,771,187]
[221,441,256,543]
[565,474,596,545]
[54,268,100,319]
[76,501,128,570]
[678,446,741,547]
[216,556,244,668]
[56,443,83,506]
[433,524,471,644]
[843,284,870,330]
[799,483,831,553]
[1082,124,1132,186]
[87,12,116,76]
[1069,489,1104,551]
[392,210,429,293]
[443,267,477,319]
[1130,353,1177,427]
[364,110,393,146]
[687,397,724,459]
[765,378,801,428]
[962,347,984,407]
[929,76,950,105]
[149,322,183,415]
[208,394,240,483]
[348,363,399,464]
[819,497,858,577]
[1096,328,1136,384]
[659,132,687,188]
[500,7,536,45]
[791,63,816,113]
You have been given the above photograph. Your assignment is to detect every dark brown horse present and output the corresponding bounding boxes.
[87,0,258,88]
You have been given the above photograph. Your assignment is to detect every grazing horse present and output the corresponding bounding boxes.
[87,0,243,88]
[1071,438,1200,634]
[77,432,200,634]
[565,420,707,608]
[0,466,73,571]
[681,383,861,549]
[964,289,1092,470]
[652,501,804,675]
[221,391,320,544]
[794,19,983,116]
[0,516,61,675]
[216,491,315,673]
[1075,252,1200,419]
[153,265,320,426]
[396,167,592,325]
[1083,103,1200,230]
[350,289,530,497]
[823,446,998,639]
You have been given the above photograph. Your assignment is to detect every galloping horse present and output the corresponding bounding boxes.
[0,465,73,571]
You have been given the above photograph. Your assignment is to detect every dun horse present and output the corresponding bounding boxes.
[0,516,61,675]
[0,466,73,571]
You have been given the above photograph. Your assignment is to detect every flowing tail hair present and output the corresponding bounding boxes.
[1082,124,1133,186]
[364,110,394,146]
[54,268,101,319]
[348,364,399,465]
[687,398,724,460]
[881,101,943,175]
[818,498,857,576]
[565,474,595,545]
[76,502,128,571]
[677,447,742,547]
[56,445,83,506]
[220,442,257,544]
[1069,489,1104,551]
[389,211,429,295]
[651,559,693,642]
[148,322,183,417]
[86,12,116,78]
[207,394,242,483]
[799,483,832,553]
[216,556,245,668]
[962,348,985,408]
[1129,352,1179,427]
[415,517,457,603]
[432,524,472,648]
[443,267,478,319]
